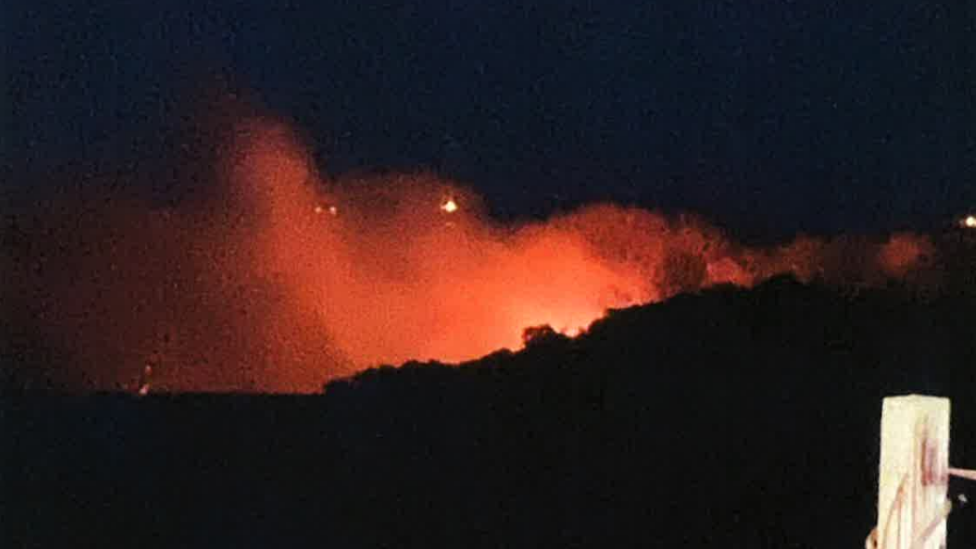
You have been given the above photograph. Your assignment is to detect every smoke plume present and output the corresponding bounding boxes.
[0,113,937,393]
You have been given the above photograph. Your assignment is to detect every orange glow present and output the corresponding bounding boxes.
[878,233,934,278]
[0,112,941,393]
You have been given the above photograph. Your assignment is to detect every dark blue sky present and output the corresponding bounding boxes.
[3,0,973,238]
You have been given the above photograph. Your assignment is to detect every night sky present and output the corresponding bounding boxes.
[3,0,974,239]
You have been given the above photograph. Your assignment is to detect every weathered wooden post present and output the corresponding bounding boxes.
[874,395,951,549]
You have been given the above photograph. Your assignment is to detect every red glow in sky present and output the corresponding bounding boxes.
[0,114,939,393]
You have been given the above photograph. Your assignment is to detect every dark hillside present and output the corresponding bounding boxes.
[4,275,976,547]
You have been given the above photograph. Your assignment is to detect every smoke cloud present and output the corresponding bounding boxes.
[0,113,938,393]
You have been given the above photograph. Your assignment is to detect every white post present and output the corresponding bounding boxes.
[875,395,951,549]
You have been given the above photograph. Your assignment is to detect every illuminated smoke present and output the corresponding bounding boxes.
[0,114,939,393]
[878,233,935,279]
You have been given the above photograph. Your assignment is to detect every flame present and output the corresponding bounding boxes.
[441,198,458,213]
[0,113,941,393]
[963,215,976,229]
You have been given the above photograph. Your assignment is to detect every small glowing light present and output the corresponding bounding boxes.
[137,364,152,396]
[328,205,338,216]
[441,198,458,213]
[314,205,324,215]
[964,215,976,228]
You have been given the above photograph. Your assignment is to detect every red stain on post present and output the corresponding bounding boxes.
[921,437,948,487]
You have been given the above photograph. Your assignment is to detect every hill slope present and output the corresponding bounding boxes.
[4,276,976,548]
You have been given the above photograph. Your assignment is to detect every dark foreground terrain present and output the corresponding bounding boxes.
[4,264,976,547]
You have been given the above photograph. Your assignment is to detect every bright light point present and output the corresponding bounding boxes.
[314,205,324,214]
[964,215,976,228]
[328,205,338,216]
[441,198,458,213]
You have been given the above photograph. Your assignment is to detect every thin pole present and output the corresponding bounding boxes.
[948,468,976,482]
